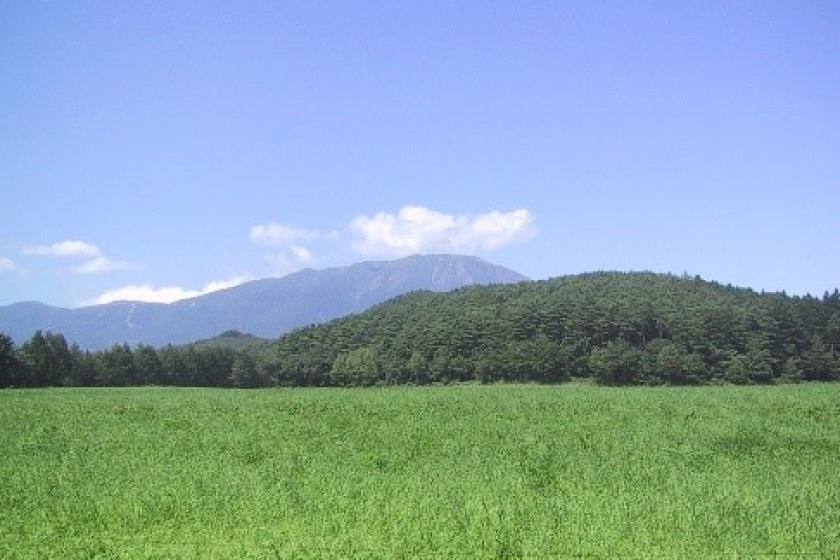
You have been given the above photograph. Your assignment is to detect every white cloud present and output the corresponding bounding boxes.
[23,239,131,274]
[0,257,23,274]
[92,275,250,305]
[350,206,535,256]
[290,245,315,263]
[73,257,130,274]
[249,223,324,275]
[266,245,317,276]
[249,223,317,246]
[459,209,536,249]
[23,240,101,258]
[200,276,250,293]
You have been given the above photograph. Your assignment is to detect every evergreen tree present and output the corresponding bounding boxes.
[0,333,17,387]
[96,344,137,386]
[330,346,381,386]
[229,354,264,388]
[588,340,642,385]
[801,336,838,381]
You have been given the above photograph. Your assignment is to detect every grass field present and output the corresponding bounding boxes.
[1,384,839,559]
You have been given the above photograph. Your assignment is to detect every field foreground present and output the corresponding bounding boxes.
[1,385,839,558]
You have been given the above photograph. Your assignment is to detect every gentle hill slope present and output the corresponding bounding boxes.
[0,254,527,349]
[266,272,840,385]
[183,330,271,353]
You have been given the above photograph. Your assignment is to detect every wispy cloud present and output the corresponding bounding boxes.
[290,245,315,263]
[249,224,318,246]
[23,240,101,258]
[91,275,251,305]
[0,256,24,274]
[23,239,131,274]
[73,257,130,274]
[350,206,535,257]
[249,222,322,275]
[266,244,317,276]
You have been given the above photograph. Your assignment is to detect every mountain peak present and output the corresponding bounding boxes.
[0,254,527,349]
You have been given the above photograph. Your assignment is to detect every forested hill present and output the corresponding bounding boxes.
[183,330,270,352]
[266,272,840,385]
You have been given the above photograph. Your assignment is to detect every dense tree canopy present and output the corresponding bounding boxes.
[263,272,840,386]
[2,273,839,388]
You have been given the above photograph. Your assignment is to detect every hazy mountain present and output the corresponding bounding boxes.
[0,254,527,349]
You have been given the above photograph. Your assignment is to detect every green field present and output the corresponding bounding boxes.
[1,385,839,559]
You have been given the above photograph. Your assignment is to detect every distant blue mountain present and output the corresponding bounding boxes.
[0,254,527,349]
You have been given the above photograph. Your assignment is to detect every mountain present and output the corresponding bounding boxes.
[0,254,527,349]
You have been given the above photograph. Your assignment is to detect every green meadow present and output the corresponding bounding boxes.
[1,384,838,559]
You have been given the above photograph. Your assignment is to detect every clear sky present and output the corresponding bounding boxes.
[1,1,838,307]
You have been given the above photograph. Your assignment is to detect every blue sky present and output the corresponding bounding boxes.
[1,1,838,306]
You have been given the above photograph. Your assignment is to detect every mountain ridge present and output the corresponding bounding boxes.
[0,254,527,349]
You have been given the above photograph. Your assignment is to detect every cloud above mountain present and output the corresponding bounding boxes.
[92,275,250,305]
[249,224,317,246]
[73,257,129,274]
[23,239,128,274]
[0,257,23,274]
[23,240,101,258]
[8,206,533,305]
[350,206,535,257]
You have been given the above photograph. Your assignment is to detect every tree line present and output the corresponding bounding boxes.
[0,331,273,388]
[2,272,839,388]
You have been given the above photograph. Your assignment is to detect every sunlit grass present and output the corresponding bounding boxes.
[1,384,839,558]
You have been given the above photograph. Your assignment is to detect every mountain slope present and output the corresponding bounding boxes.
[0,254,527,349]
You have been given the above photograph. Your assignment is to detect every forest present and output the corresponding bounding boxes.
[2,272,839,388]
